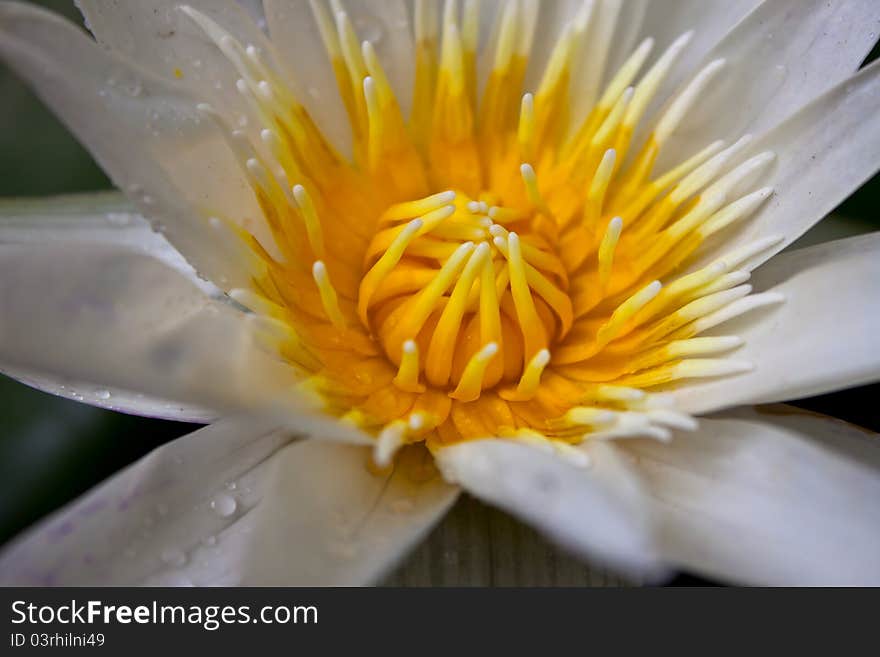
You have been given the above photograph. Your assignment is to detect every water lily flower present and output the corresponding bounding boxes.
[1,0,879,587]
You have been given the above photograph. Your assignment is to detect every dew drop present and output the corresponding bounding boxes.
[96,389,112,400]
[210,493,237,517]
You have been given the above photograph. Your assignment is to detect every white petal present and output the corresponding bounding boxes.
[0,415,290,585]
[674,232,880,414]
[0,206,370,448]
[241,442,459,585]
[76,0,267,122]
[264,0,414,156]
[2,363,216,423]
[235,0,268,30]
[0,3,270,288]
[0,193,207,293]
[435,438,668,579]
[0,418,455,586]
[626,0,761,86]
[655,0,880,170]
[691,60,880,271]
[0,241,290,414]
[622,406,880,585]
[0,193,216,421]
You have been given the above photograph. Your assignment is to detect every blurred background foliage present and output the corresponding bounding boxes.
[1,0,878,585]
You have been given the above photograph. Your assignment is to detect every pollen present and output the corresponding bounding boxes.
[182,1,783,466]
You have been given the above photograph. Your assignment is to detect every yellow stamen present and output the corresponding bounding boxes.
[520,163,551,215]
[597,280,663,344]
[500,349,551,401]
[384,241,476,352]
[358,218,423,324]
[506,232,547,364]
[583,149,617,226]
[450,343,499,401]
[518,93,536,162]
[312,260,346,329]
[394,339,426,393]
[598,216,623,288]
[426,242,490,386]
[292,184,325,258]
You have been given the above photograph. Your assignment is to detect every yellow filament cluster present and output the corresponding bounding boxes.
[183,1,782,465]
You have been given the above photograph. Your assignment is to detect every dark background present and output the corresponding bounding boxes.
[1,0,878,586]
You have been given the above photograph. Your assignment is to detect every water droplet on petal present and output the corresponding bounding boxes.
[96,389,112,400]
[210,493,237,517]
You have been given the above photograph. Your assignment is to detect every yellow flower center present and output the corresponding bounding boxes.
[182,2,783,466]
[362,190,566,401]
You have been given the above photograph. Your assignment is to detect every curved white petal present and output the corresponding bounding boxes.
[0,193,216,421]
[655,0,880,170]
[0,241,285,412]
[674,232,880,414]
[0,193,206,292]
[2,364,216,423]
[0,418,456,586]
[241,442,459,585]
[691,59,880,271]
[626,0,760,84]
[0,415,289,585]
[235,0,268,30]
[0,194,380,433]
[622,406,880,585]
[76,0,268,124]
[435,438,668,580]
[0,2,270,288]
